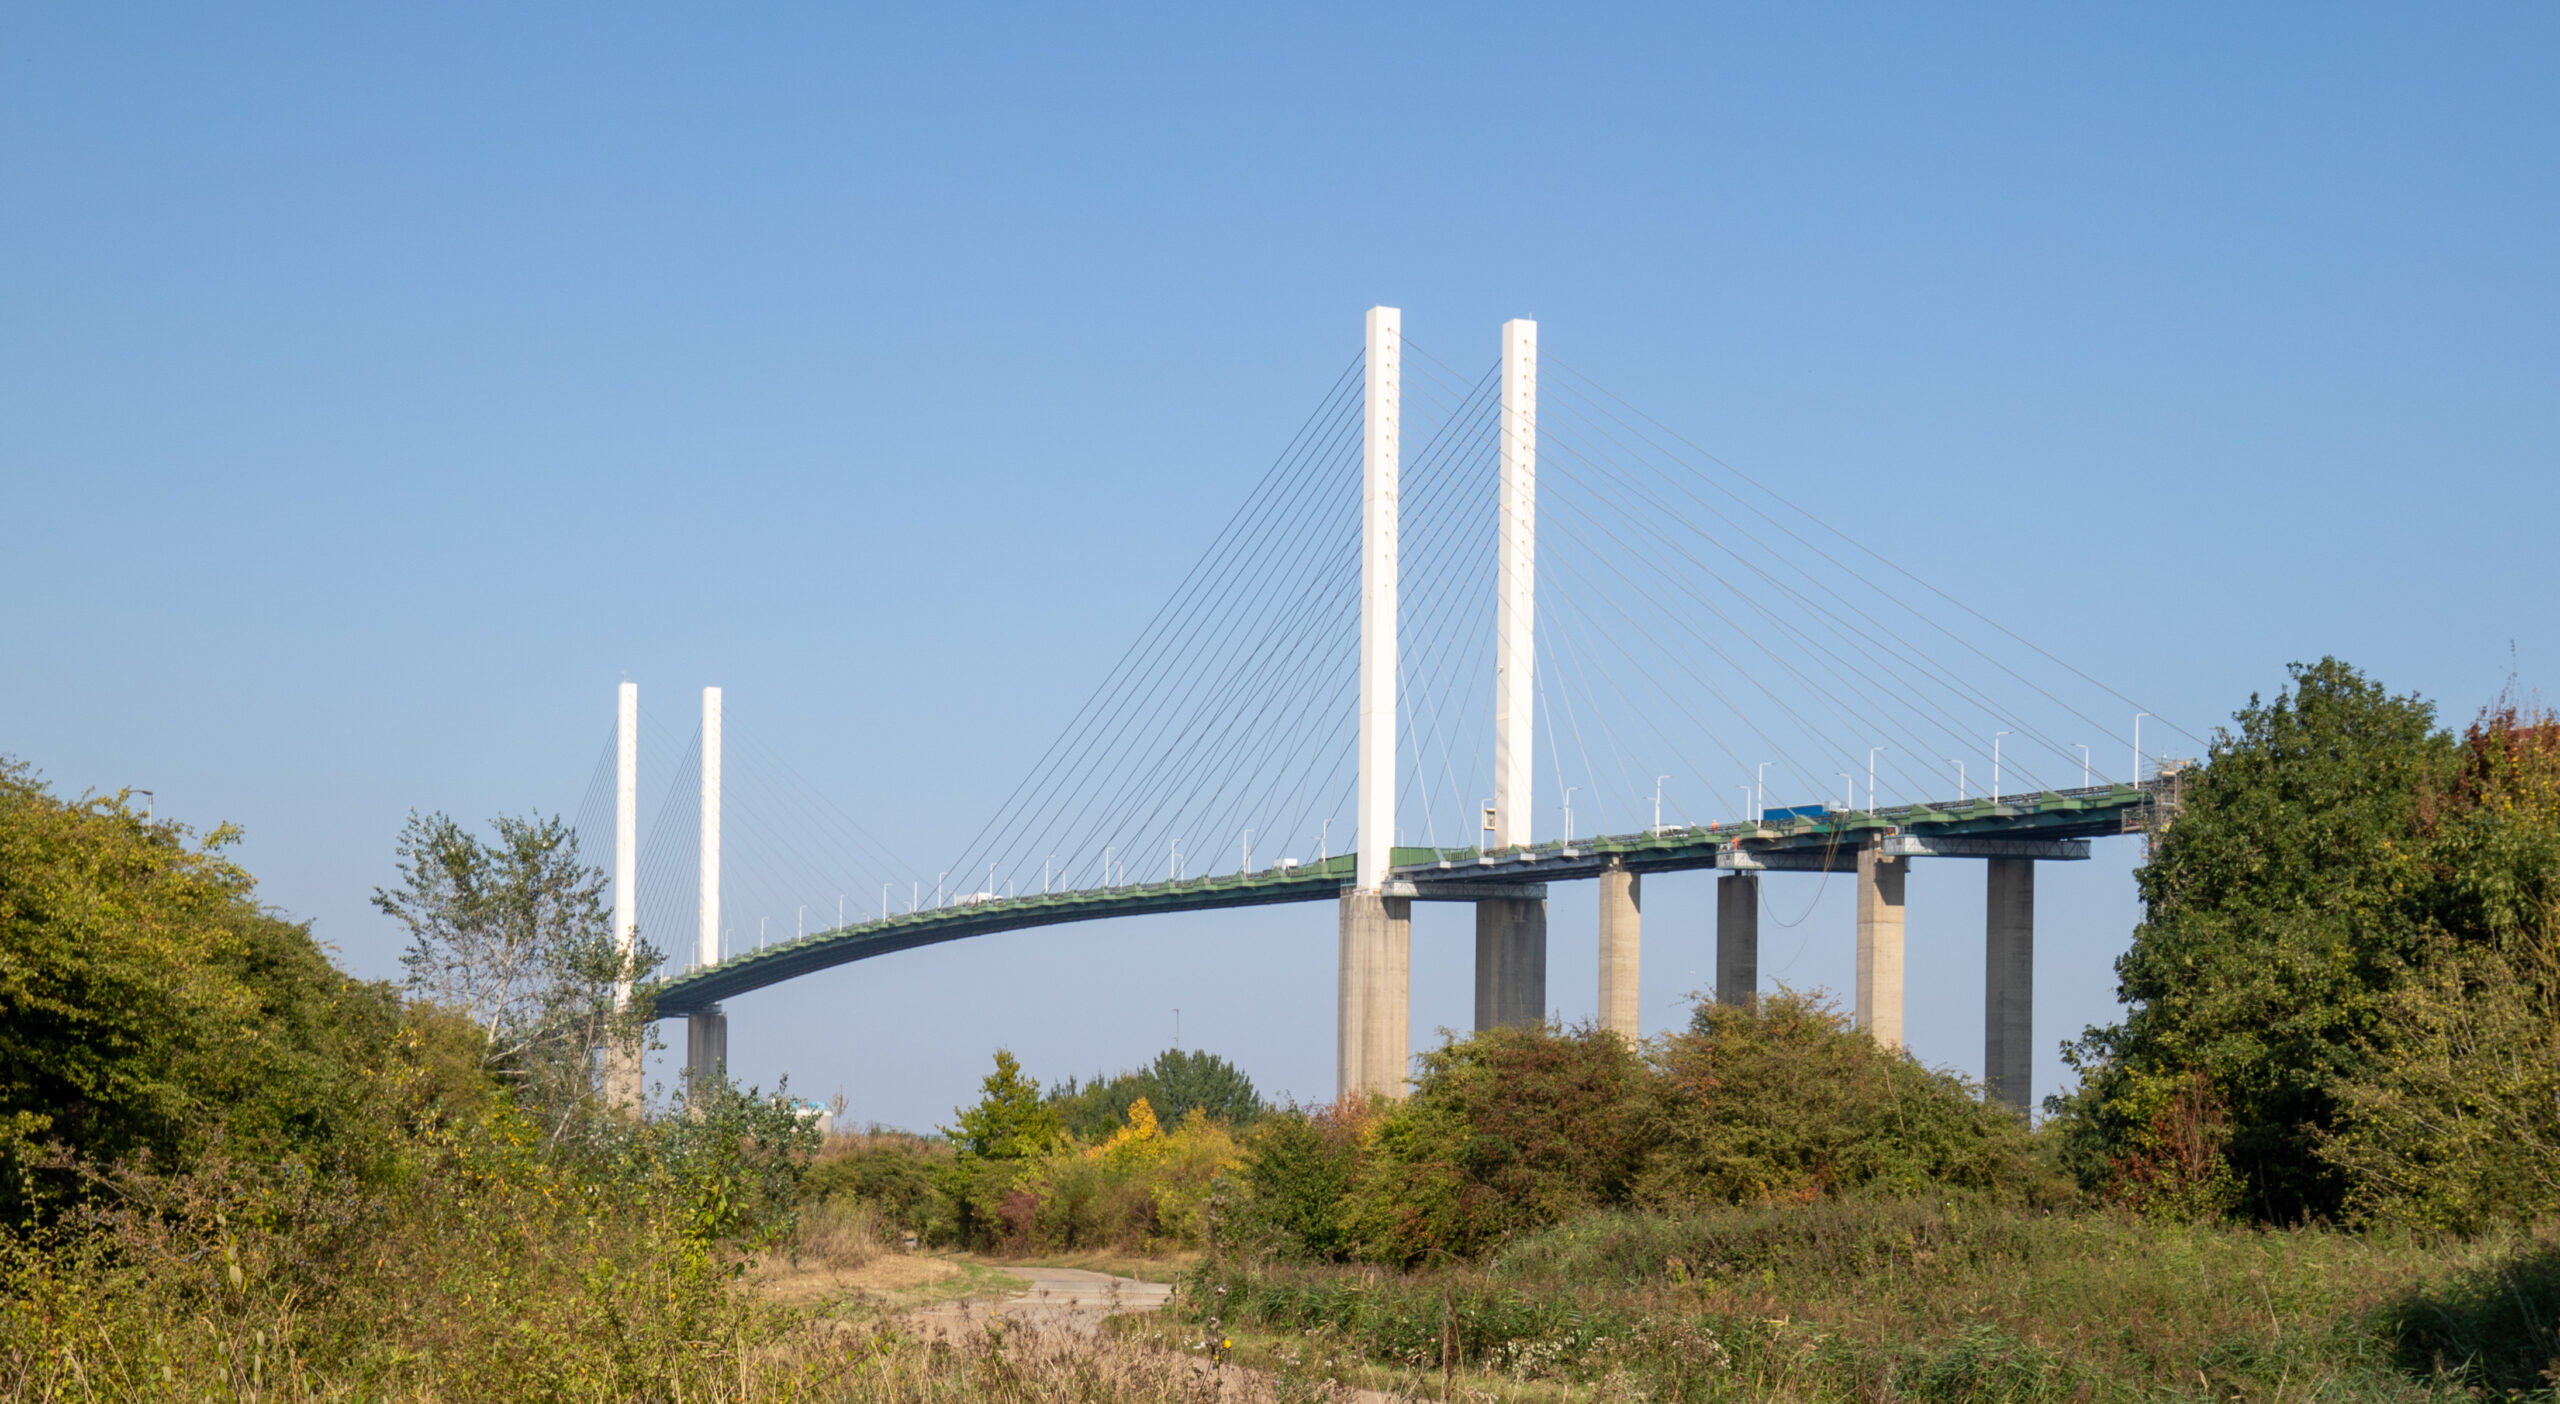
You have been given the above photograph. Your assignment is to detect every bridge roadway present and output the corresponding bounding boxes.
[647,779,2161,1017]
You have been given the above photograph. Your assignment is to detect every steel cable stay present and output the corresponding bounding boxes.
[1536,503,1871,804]
[1538,408,2086,781]
[1540,357,2193,754]
[1538,561,1791,822]
[1021,436,1362,885]
[1537,402,2093,785]
[1539,478,2045,804]
[954,407,1361,889]
[1548,355,2203,754]
[961,392,1366,890]
[1540,567,1754,817]
[568,725,620,865]
[940,353,1368,883]
[1540,568,1664,834]
[1070,360,1487,884]
[731,723,917,883]
[1016,346,1488,889]
[713,748,893,941]
[1080,560,1360,885]
[720,736,907,925]
[1150,568,1364,875]
[1535,451,2064,798]
[1388,374,1501,851]
[1377,349,1505,848]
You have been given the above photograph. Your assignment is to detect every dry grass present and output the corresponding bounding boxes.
[793,1314,1398,1402]
[795,1197,890,1271]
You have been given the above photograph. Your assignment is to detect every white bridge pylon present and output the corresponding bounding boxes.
[1338,311,1584,1100]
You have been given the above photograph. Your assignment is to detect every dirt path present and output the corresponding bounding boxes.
[902,1265,1411,1403]
[903,1265,1174,1337]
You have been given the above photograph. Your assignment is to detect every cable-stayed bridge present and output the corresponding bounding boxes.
[576,308,2194,1113]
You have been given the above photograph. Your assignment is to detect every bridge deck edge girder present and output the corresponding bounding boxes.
[646,782,2165,1014]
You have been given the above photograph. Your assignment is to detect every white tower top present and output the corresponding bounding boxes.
[613,681,638,1006]
[1494,318,1536,851]
[1356,305,1401,891]
[698,686,721,970]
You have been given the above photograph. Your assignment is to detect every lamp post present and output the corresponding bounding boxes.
[1755,762,1771,824]
[1993,732,2010,804]
[1950,759,1966,801]
[1867,748,1885,815]
[1654,775,1669,832]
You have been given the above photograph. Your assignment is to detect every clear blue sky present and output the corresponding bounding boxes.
[6,5,2553,1130]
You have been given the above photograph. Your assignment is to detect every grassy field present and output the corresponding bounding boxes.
[1144,1202,2560,1402]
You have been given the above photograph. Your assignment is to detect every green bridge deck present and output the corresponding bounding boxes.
[646,780,2168,1016]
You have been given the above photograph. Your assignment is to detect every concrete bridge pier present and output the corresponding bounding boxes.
[1984,858,2035,1112]
[1716,873,1758,1007]
[1474,897,1547,1030]
[1597,864,1641,1037]
[686,1006,728,1101]
[1338,889,1411,1099]
[1855,843,1907,1051]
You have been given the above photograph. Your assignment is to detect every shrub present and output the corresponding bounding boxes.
[1640,991,2060,1211]
[0,763,404,1218]
[1015,1097,1244,1253]
[1230,1095,1378,1262]
[801,1130,950,1237]
[1343,1023,1652,1266]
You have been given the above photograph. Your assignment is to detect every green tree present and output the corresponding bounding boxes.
[945,1049,1060,1160]
[0,760,399,1218]
[2054,658,2456,1221]
[1051,1046,1264,1139]
[2319,697,2560,1229]
[371,810,654,1127]
[941,1048,1061,1248]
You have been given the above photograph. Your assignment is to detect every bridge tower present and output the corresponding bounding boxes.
[687,686,727,1099]
[1476,318,1553,1032]
[1339,306,1412,1100]
[605,682,644,1108]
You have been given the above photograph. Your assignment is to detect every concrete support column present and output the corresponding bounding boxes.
[1985,858,2035,1112]
[1597,865,1641,1038]
[1337,890,1411,1099]
[1474,897,1548,1031]
[1716,873,1759,1008]
[686,1007,728,1101]
[1855,844,1907,1051]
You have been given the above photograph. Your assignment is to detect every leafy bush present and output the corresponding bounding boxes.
[1342,1023,1651,1266]
[1227,1095,1379,1262]
[1013,1097,1244,1253]
[800,1129,950,1236]
[1224,1004,2055,1271]
[1641,992,2061,1210]
[0,762,404,1220]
